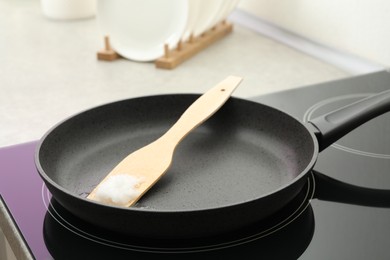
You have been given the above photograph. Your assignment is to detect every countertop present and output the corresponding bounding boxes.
[0,0,350,148]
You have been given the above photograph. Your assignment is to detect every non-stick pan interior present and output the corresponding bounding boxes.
[38,95,315,211]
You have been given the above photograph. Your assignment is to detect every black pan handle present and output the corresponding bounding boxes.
[313,170,390,208]
[308,89,390,151]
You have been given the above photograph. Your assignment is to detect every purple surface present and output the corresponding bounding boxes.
[0,141,51,259]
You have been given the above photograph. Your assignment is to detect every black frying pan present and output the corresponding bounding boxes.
[35,89,390,239]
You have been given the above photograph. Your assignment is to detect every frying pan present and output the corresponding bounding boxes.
[35,89,390,239]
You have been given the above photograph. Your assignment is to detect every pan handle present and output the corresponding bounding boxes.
[308,89,390,151]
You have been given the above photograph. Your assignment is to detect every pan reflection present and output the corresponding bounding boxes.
[43,175,315,260]
[313,170,390,207]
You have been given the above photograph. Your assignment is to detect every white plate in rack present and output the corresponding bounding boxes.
[96,0,189,61]
[192,0,225,37]
[181,0,200,42]
[222,0,241,21]
[204,0,233,31]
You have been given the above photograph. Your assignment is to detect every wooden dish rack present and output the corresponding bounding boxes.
[97,21,233,70]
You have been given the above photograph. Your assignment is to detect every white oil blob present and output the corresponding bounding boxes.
[94,174,144,206]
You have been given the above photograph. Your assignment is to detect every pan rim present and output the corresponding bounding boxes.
[34,94,319,214]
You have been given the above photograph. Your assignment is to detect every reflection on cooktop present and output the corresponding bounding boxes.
[43,175,315,259]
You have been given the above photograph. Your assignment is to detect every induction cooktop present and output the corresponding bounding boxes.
[1,70,389,259]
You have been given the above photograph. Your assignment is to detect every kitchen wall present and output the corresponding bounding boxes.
[237,0,390,67]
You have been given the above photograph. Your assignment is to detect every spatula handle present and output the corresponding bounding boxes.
[163,76,243,145]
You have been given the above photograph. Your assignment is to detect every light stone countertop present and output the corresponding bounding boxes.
[0,0,349,148]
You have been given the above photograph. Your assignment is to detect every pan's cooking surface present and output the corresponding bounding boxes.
[38,96,315,211]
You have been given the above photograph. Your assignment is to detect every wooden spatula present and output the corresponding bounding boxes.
[87,75,243,207]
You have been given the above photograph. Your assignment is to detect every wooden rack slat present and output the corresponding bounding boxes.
[97,36,119,61]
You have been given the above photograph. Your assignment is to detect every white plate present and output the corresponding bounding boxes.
[204,0,241,32]
[192,0,224,37]
[181,0,200,41]
[96,0,188,61]
[220,0,240,21]
[204,0,232,31]
[218,0,240,22]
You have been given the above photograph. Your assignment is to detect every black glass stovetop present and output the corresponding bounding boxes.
[1,71,389,259]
